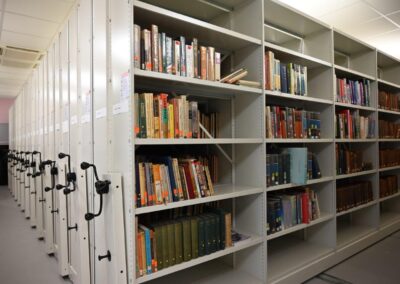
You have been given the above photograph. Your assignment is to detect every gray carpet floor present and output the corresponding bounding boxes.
[0,186,70,284]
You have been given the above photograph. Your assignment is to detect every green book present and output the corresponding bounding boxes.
[138,93,147,138]
[161,223,169,268]
[209,214,218,253]
[153,225,163,270]
[167,223,175,266]
[190,218,199,259]
[197,216,206,257]
[181,218,192,261]
[203,215,212,255]
[174,221,183,264]
[206,207,226,250]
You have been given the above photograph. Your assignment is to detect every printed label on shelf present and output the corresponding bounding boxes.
[96,108,107,119]
[120,71,130,101]
[70,115,78,125]
[113,100,129,115]
[62,121,69,133]
[81,114,90,124]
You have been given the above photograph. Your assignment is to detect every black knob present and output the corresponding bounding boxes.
[39,199,45,202]
[67,172,76,182]
[44,187,52,192]
[50,167,58,175]
[56,184,65,190]
[31,191,36,195]
[51,209,59,214]
[98,250,111,262]
[27,173,32,177]
[68,224,78,231]
[80,162,91,170]
[63,188,71,195]
[85,213,95,221]
[58,153,69,159]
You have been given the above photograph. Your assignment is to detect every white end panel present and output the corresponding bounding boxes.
[78,0,94,283]
[29,71,37,228]
[53,34,62,257]
[68,6,82,282]
[110,0,132,281]
[56,24,70,277]
[92,0,110,282]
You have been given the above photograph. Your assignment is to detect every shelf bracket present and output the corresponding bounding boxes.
[197,0,232,13]
[199,122,233,164]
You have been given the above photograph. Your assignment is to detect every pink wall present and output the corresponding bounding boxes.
[0,99,14,123]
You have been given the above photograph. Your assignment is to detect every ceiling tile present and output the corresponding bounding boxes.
[365,29,400,59]
[3,12,58,38]
[278,0,360,17]
[1,30,51,51]
[5,0,73,23]
[388,11,400,25]
[345,17,398,39]
[321,2,381,28]
[363,0,400,15]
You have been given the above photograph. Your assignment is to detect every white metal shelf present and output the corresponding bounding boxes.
[378,138,400,142]
[335,169,377,180]
[266,176,333,192]
[334,102,375,112]
[379,212,400,228]
[336,223,376,248]
[335,138,376,143]
[268,235,334,284]
[265,138,333,143]
[134,69,262,97]
[266,213,334,241]
[135,138,263,145]
[378,108,400,116]
[136,235,263,283]
[264,89,333,105]
[377,78,400,90]
[264,41,332,68]
[336,200,378,217]
[135,184,264,215]
[379,165,400,172]
[134,1,262,51]
[334,65,376,81]
[379,191,400,203]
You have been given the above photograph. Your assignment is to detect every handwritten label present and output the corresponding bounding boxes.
[96,108,107,119]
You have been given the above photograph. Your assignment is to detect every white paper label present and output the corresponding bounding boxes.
[81,114,90,124]
[62,121,69,133]
[96,107,107,119]
[120,71,130,101]
[113,100,129,115]
[70,115,78,125]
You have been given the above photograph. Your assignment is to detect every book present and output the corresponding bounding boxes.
[173,40,181,75]
[235,80,261,88]
[180,36,186,76]
[192,38,199,78]
[207,47,215,81]
[286,148,307,185]
[134,24,141,69]
[336,181,373,212]
[226,69,248,84]
[186,45,194,78]
[165,37,173,74]
[215,52,221,81]
[151,25,159,72]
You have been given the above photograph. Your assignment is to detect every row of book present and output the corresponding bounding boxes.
[380,175,398,198]
[135,155,218,208]
[265,51,308,95]
[335,77,371,106]
[266,148,321,187]
[335,144,373,175]
[335,109,375,139]
[378,91,400,112]
[267,187,320,235]
[379,149,400,168]
[134,24,222,81]
[378,120,400,139]
[134,93,219,139]
[136,206,233,276]
[265,106,321,139]
[336,181,373,212]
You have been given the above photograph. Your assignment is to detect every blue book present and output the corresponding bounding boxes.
[153,156,179,202]
[285,148,307,185]
[139,225,152,274]
[280,65,288,93]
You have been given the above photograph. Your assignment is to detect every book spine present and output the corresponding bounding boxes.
[180,36,186,76]
[186,45,194,78]
[151,25,159,72]
[134,25,141,69]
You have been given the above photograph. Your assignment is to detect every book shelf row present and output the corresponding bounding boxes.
[131,0,400,283]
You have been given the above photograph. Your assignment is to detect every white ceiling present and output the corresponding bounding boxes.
[0,0,74,98]
[278,0,400,59]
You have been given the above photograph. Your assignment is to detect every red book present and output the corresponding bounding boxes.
[301,192,310,223]
[181,163,196,199]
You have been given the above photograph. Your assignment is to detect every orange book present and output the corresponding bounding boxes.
[200,46,207,80]
[152,164,163,204]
